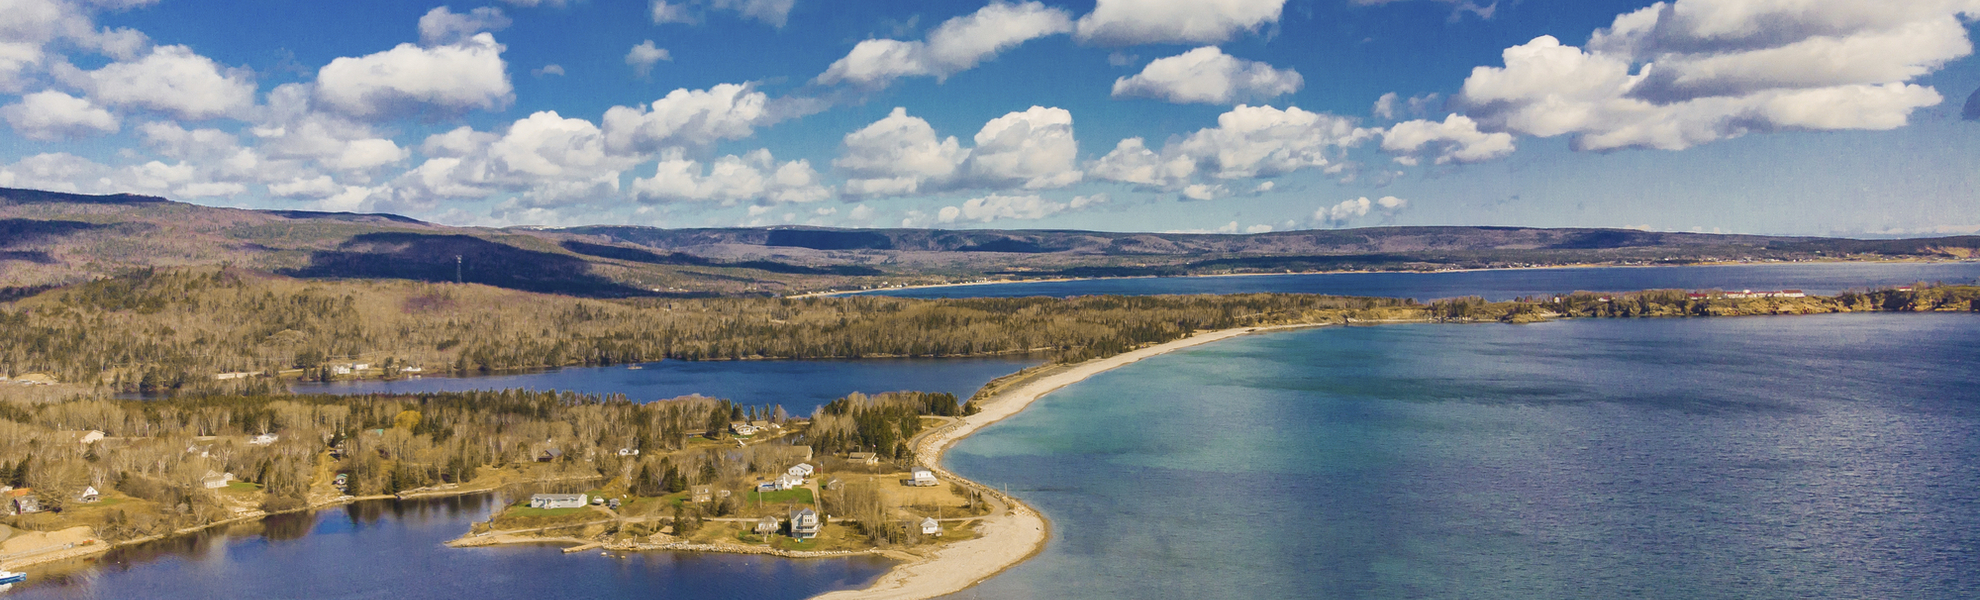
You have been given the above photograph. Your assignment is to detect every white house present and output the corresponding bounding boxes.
[77,486,99,503]
[787,463,814,478]
[848,452,878,465]
[775,472,804,490]
[202,470,235,489]
[921,517,940,536]
[248,433,279,446]
[910,467,938,487]
[617,448,640,456]
[789,508,820,539]
[78,430,105,444]
[754,516,781,536]
[730,422,760,436]
[528,493,588,509]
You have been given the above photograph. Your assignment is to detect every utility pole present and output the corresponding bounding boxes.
[455,255,462,284]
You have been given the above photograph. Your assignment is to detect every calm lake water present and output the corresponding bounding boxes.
[857,262,1980,301]
[292,356,1041,415]
[944,313,1980,599]
[7,494,894,599]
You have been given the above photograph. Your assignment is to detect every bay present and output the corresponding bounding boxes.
[291,356,1041,416]
[7,494,894,599]
[856,262,1980,301]
[945,313,1980,599]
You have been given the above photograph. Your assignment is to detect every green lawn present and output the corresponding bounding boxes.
[221,481,263,495]
[504,506,589,518]
[745,488,814,505]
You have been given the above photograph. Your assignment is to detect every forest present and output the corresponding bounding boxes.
[0,267,1420,396]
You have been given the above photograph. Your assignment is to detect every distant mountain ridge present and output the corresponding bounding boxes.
[3,187,1975,297]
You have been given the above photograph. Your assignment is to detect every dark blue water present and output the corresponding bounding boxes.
[945,313,1980,599]
[292,356,1041,415]
[858,262,1980,301]
[9,494,893,599]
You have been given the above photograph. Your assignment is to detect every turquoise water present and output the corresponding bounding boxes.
[861,262,1980,300]
[945,313,1980,599]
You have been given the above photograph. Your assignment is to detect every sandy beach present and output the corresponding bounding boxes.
[812,322,1327,600]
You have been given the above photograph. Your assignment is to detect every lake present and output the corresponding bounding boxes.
[292,355,1042,416]
[854,262,1980,301]
[943,313,1980,599]
[7,493,895,599]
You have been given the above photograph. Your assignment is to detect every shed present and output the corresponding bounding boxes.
[529,493,588,509]
[78,486,100,503]
[7,489,39,515]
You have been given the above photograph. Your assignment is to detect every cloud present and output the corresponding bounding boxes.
[497,0,569,6]
[1316,195,1408,226]
[631,148,831,205]
[1087,137,1196,189]
[532,64,565,77]
[418,6,511,46]
[1111,46,1301,104]
[1075,0,1286,46]
[1373,92,1442,120]
[816,1,1072,89]
[938,193,1067,223]
[835,105,1081,197]
[652,0,796,28]
[314,32,513,120]
[599,83,773,154]
[625,40,671,77]
[2,90,118,140]
[1381,114,1516,164]
[82,44,255,120]
[391,111,641,210]
[835,107,967,196]
[1165,104,1377,180]
[1454,1,1976,151]
[965,105,1080,189]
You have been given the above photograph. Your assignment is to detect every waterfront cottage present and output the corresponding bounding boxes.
[788,463,814,477]
[202,470,234,489]
[848,452,878,465]
[790,508,820,539]
[78,486,99,503]
[921,517,940,536]
[754,516,780,536]
[730,422,760,436]
[776,472,804,490]
[528,493,587,509]
[691,485,713,503]
[910,467,938,487]
[7,489,39,515]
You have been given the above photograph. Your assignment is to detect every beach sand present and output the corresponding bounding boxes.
[812,323,1324,599]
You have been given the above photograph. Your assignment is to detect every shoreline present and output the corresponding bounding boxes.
[794,257,1975,299]
[810,321,1337,600]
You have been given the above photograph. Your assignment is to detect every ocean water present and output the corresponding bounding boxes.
[8,494,894,599]
[858,262,1980,301]
[292,355,1041,415]
[944,313,1980,599]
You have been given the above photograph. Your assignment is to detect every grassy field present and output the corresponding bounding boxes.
[744,488,814,506]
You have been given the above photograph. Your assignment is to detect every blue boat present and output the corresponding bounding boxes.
[0,570,26,585]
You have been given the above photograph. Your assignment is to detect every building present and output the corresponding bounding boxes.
[617,448,640,456]
[528,493,588,509]
[789,508,820,539]
[754,516,781,536]
[921,517,941,536]
[691,485,713,503]
[78,430,105,444]
[248,433,279,446]
[77,486,99,503]
[776,472,804,490]
[848,452,878,465]
[7,489,40,515]
[202,470,235,489]
[730,422,761,436]
[537,448,563,462]
[910,467,938,487]
[788,445,814,461]
[787,463,814,478]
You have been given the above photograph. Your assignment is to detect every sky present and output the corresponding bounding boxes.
[1,0,1977,237]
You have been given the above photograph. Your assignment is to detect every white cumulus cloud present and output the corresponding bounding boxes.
[625,40,671,77]
[938,193,1068,223]
[835,105,1082,197]
[1076,0,1286,46]
[652,0,796,28]
[418,6,511,46]
[600,83,772,154]
[1112,46,1302,104]
[1,90,118,140]
[1317,195,1408,226]
[816,1,1072,88]
[1094,105,1376,192]
[83,44,256,120]
[1381,114,1516,165]
[315,32,513,120]
[632,148,831,205]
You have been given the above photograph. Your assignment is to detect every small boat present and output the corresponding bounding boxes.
[0,570,26,585]
[626,365,644,370]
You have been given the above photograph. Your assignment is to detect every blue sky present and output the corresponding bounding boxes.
[1,0,1976,236]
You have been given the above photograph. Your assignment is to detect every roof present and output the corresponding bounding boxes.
[531,493,585,500]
